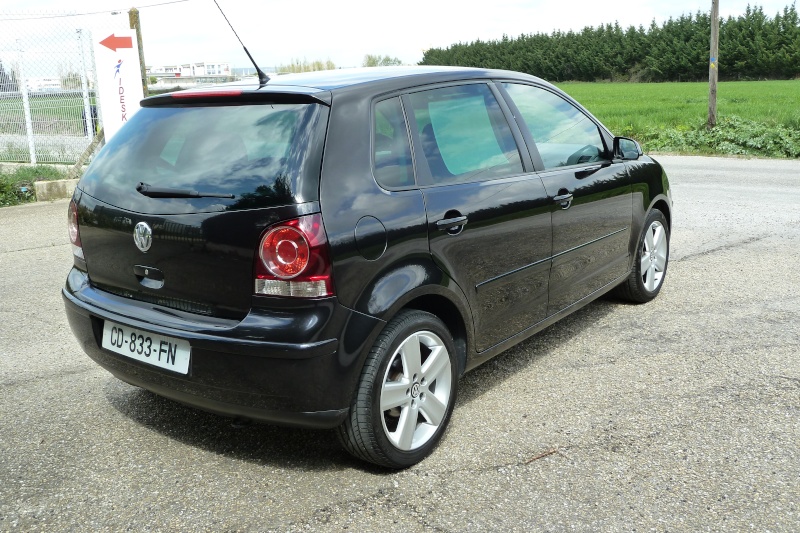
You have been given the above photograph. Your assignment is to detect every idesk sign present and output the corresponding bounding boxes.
[93,30,144,141]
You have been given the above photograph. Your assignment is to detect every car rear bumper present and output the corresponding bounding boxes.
[63,267,382,429]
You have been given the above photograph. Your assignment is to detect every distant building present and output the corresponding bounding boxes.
[25,77,61,92]
[231,67,257,77]
[148,65,181,75]
[146,61,235,88]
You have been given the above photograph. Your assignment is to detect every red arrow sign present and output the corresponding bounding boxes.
[100,34,133,52]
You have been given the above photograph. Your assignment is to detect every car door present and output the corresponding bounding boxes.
[404,82,553,352]
[500,83,632,316]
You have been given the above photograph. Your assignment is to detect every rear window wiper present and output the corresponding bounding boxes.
[136,182,235,199]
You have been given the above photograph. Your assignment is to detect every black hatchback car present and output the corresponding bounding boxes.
[64,66,671,468]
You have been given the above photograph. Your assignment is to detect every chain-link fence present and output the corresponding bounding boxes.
[0,11,126,164]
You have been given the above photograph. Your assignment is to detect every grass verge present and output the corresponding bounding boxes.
[0,165,66,207]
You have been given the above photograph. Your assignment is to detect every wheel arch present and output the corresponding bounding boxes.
[348,255,475,372]
[651,197,672,232]
[627,193,672,272]
[402,293,470,377]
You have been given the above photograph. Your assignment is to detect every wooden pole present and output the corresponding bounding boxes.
[708,0,719,129]
[129,8,149,97]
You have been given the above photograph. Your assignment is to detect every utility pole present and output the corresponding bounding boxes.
[708,0,719,129]
[129,8,149,97]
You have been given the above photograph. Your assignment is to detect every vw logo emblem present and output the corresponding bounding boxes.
[133,222,153,252]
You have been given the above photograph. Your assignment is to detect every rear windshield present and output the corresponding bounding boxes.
[79,103,326,214]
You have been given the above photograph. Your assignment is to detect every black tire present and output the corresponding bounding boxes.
[615,209,670,303]
[337,310,458,469]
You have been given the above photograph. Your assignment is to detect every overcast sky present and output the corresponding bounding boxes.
[1,0,795,69]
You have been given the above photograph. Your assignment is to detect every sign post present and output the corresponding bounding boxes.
[93,30,145,141]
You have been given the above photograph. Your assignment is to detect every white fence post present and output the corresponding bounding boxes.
[78,29,93,139]
[16,39,36,165]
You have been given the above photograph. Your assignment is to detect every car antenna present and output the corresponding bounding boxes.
[212,0,270,86]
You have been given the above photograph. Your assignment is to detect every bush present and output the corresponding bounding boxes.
[0,165,66,207]
[642,116,800,158]
[0,176,34,206]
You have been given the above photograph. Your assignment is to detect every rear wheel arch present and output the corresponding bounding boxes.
[402,293,470,377]
[352,259,474,376]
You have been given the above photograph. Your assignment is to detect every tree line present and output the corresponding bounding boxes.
[0,60,19,92]
[419,4,800,82]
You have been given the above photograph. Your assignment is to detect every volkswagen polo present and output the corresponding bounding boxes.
[64,66,672,468]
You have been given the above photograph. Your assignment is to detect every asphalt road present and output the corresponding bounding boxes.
[1,155,798,531]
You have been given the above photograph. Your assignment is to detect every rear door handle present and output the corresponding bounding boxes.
[553,192,573,209]
[436,215,468,233]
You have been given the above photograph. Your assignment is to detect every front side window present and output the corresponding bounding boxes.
[407,84,522,185]
[373,97,414,189]
[503,83,606,170]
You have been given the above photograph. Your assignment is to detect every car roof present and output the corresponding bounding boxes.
[259,66,515,91]
[145,66,550,102]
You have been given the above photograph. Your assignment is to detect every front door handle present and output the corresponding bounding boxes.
[575,164,604,179]
[436,215,468,234]
[553,191,574,209]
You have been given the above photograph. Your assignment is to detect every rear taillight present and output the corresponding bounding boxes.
[255,214,334,298]
[68,199,85,263]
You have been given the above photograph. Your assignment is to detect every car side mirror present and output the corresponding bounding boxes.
[614,137,643,161]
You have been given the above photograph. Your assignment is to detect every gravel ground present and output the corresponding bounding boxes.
[0,155,798,531]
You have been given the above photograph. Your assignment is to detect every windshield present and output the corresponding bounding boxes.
[79,103,326,214]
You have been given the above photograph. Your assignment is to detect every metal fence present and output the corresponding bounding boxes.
[0,11,120,164]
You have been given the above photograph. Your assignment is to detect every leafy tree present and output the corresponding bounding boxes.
[419,3,800,82]
[363,54,403,67]
[61,71,82,90]
[277,58,336,73]
[0,61,18,92]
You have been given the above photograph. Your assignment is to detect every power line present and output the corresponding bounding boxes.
[0,0,191,21]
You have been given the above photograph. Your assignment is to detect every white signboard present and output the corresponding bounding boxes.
[93,31,145,141]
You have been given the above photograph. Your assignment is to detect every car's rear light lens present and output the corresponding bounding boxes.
[68,199,84,261]
[260,225,310,279]
[255,214,334,298]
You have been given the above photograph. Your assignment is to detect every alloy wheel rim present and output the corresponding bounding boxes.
[380,331,452,451]
[640,220,668,292]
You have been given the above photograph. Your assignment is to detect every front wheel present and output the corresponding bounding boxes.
[337,310,458,469]
[615,209,670,303]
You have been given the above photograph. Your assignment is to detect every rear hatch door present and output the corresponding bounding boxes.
[76,92,329,319]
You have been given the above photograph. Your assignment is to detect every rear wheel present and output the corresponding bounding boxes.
[615,209,670,303]
[337,310,457,469]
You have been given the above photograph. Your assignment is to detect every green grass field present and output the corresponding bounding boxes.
[557,80,800,157]
[559,80,800,133]
[1,81,798,158]
[0,95,96,136]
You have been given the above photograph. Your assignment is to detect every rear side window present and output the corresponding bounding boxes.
[407,84,522,185]
[79,103,325,214]
[373,98,414,189]
[502,83,606,170]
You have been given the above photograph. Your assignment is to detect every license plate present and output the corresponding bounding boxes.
[101,321,191,374]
